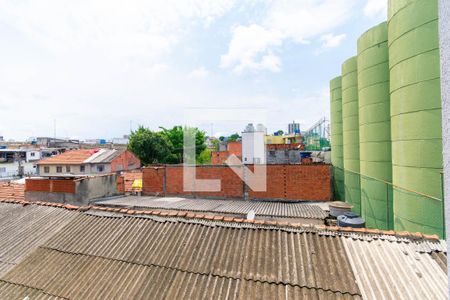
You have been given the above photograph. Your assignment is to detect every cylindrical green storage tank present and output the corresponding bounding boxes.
[342,57,361,215]
[330,76,345,201]
[357,22,393,230]
[388,0,443,236]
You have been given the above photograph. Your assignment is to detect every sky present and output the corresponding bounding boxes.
[0,0,387,141]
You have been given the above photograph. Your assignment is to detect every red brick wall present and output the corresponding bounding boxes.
[25,179,50,192]
[227,141,242,156]
[165,167,193,196]
[195,166,243,198]
[111,150,141,172]
[248,165,331,201]
[142,167,165,195]
[117,176,125,193]
[25,179,75,194]
[142,164,331,201]
[211,151,229,165]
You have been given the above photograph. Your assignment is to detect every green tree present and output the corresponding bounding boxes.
[276,130,284,136]
[159,126,207,164]
[127,126,173,165]
[228,133,240,142]
[197,149,212,164]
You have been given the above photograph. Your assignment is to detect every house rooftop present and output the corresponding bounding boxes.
[37,149,122,165]
[0,199,446,299]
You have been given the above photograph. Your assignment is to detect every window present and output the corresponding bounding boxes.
[0,167,5,173]
[97,165,104,172]
[44,166,50,173]
[30,152,35,157]
[66,166,71,172]
[80,165,85,172]
[56,166,62,173]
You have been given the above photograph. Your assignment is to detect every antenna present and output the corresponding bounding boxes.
[53,119,56,139]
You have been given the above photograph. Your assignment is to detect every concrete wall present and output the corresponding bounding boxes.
[266,150,301,164]
[438,0,450,288]
[75,174,118,201]
[25,174,119,205]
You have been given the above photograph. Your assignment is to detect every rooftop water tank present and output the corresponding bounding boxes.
[337,212,365,228]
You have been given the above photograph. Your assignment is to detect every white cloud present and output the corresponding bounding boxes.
[364,0,387,18]
[220,24,283,73]
[320,33,347,48]
[0,0,237,63]
[188,67,210,79]
[221,0,356,73]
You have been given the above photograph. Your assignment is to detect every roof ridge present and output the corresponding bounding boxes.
[0,199,441,242]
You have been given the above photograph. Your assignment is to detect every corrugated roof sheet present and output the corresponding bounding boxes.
[84,149,122,164]
[97,196,328,220]
[0,280,63,300]
[342,237,448,300]
[0,201,446,299]
[41,214,359,295]
[0,203,78,276]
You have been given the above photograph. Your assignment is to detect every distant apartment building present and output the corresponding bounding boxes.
[37,149,140,176]
[288,121,301,134]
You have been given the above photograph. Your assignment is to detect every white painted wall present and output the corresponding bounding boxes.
[242,131,266,164]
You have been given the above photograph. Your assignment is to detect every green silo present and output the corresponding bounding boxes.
[388,0,443,236]
[357,22,393,230]
[342,57,361,214]
[330,76,345,201]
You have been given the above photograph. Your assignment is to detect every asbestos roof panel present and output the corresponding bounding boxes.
[0,280,64,300]
[2,248,360,300]
[0,203,78,276]
[342,237,448,300]
[42,214,360,295]
[97,196,328,220]
[84,149,121,164]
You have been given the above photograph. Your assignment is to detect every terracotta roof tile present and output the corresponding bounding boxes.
[37,149,94,165]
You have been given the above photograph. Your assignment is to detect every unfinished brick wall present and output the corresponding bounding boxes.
[195,166,243,198]
[117,176,125,193]
[25,179,76,194]
[248,165,331,201]
[142,167,165,195]
[211,151,230,165]
[142,164,331,201]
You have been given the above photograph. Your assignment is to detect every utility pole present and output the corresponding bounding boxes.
[438,0,450,293]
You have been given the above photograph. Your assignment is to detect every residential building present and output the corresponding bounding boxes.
[37,148,140,176]
[242,123,266,164]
